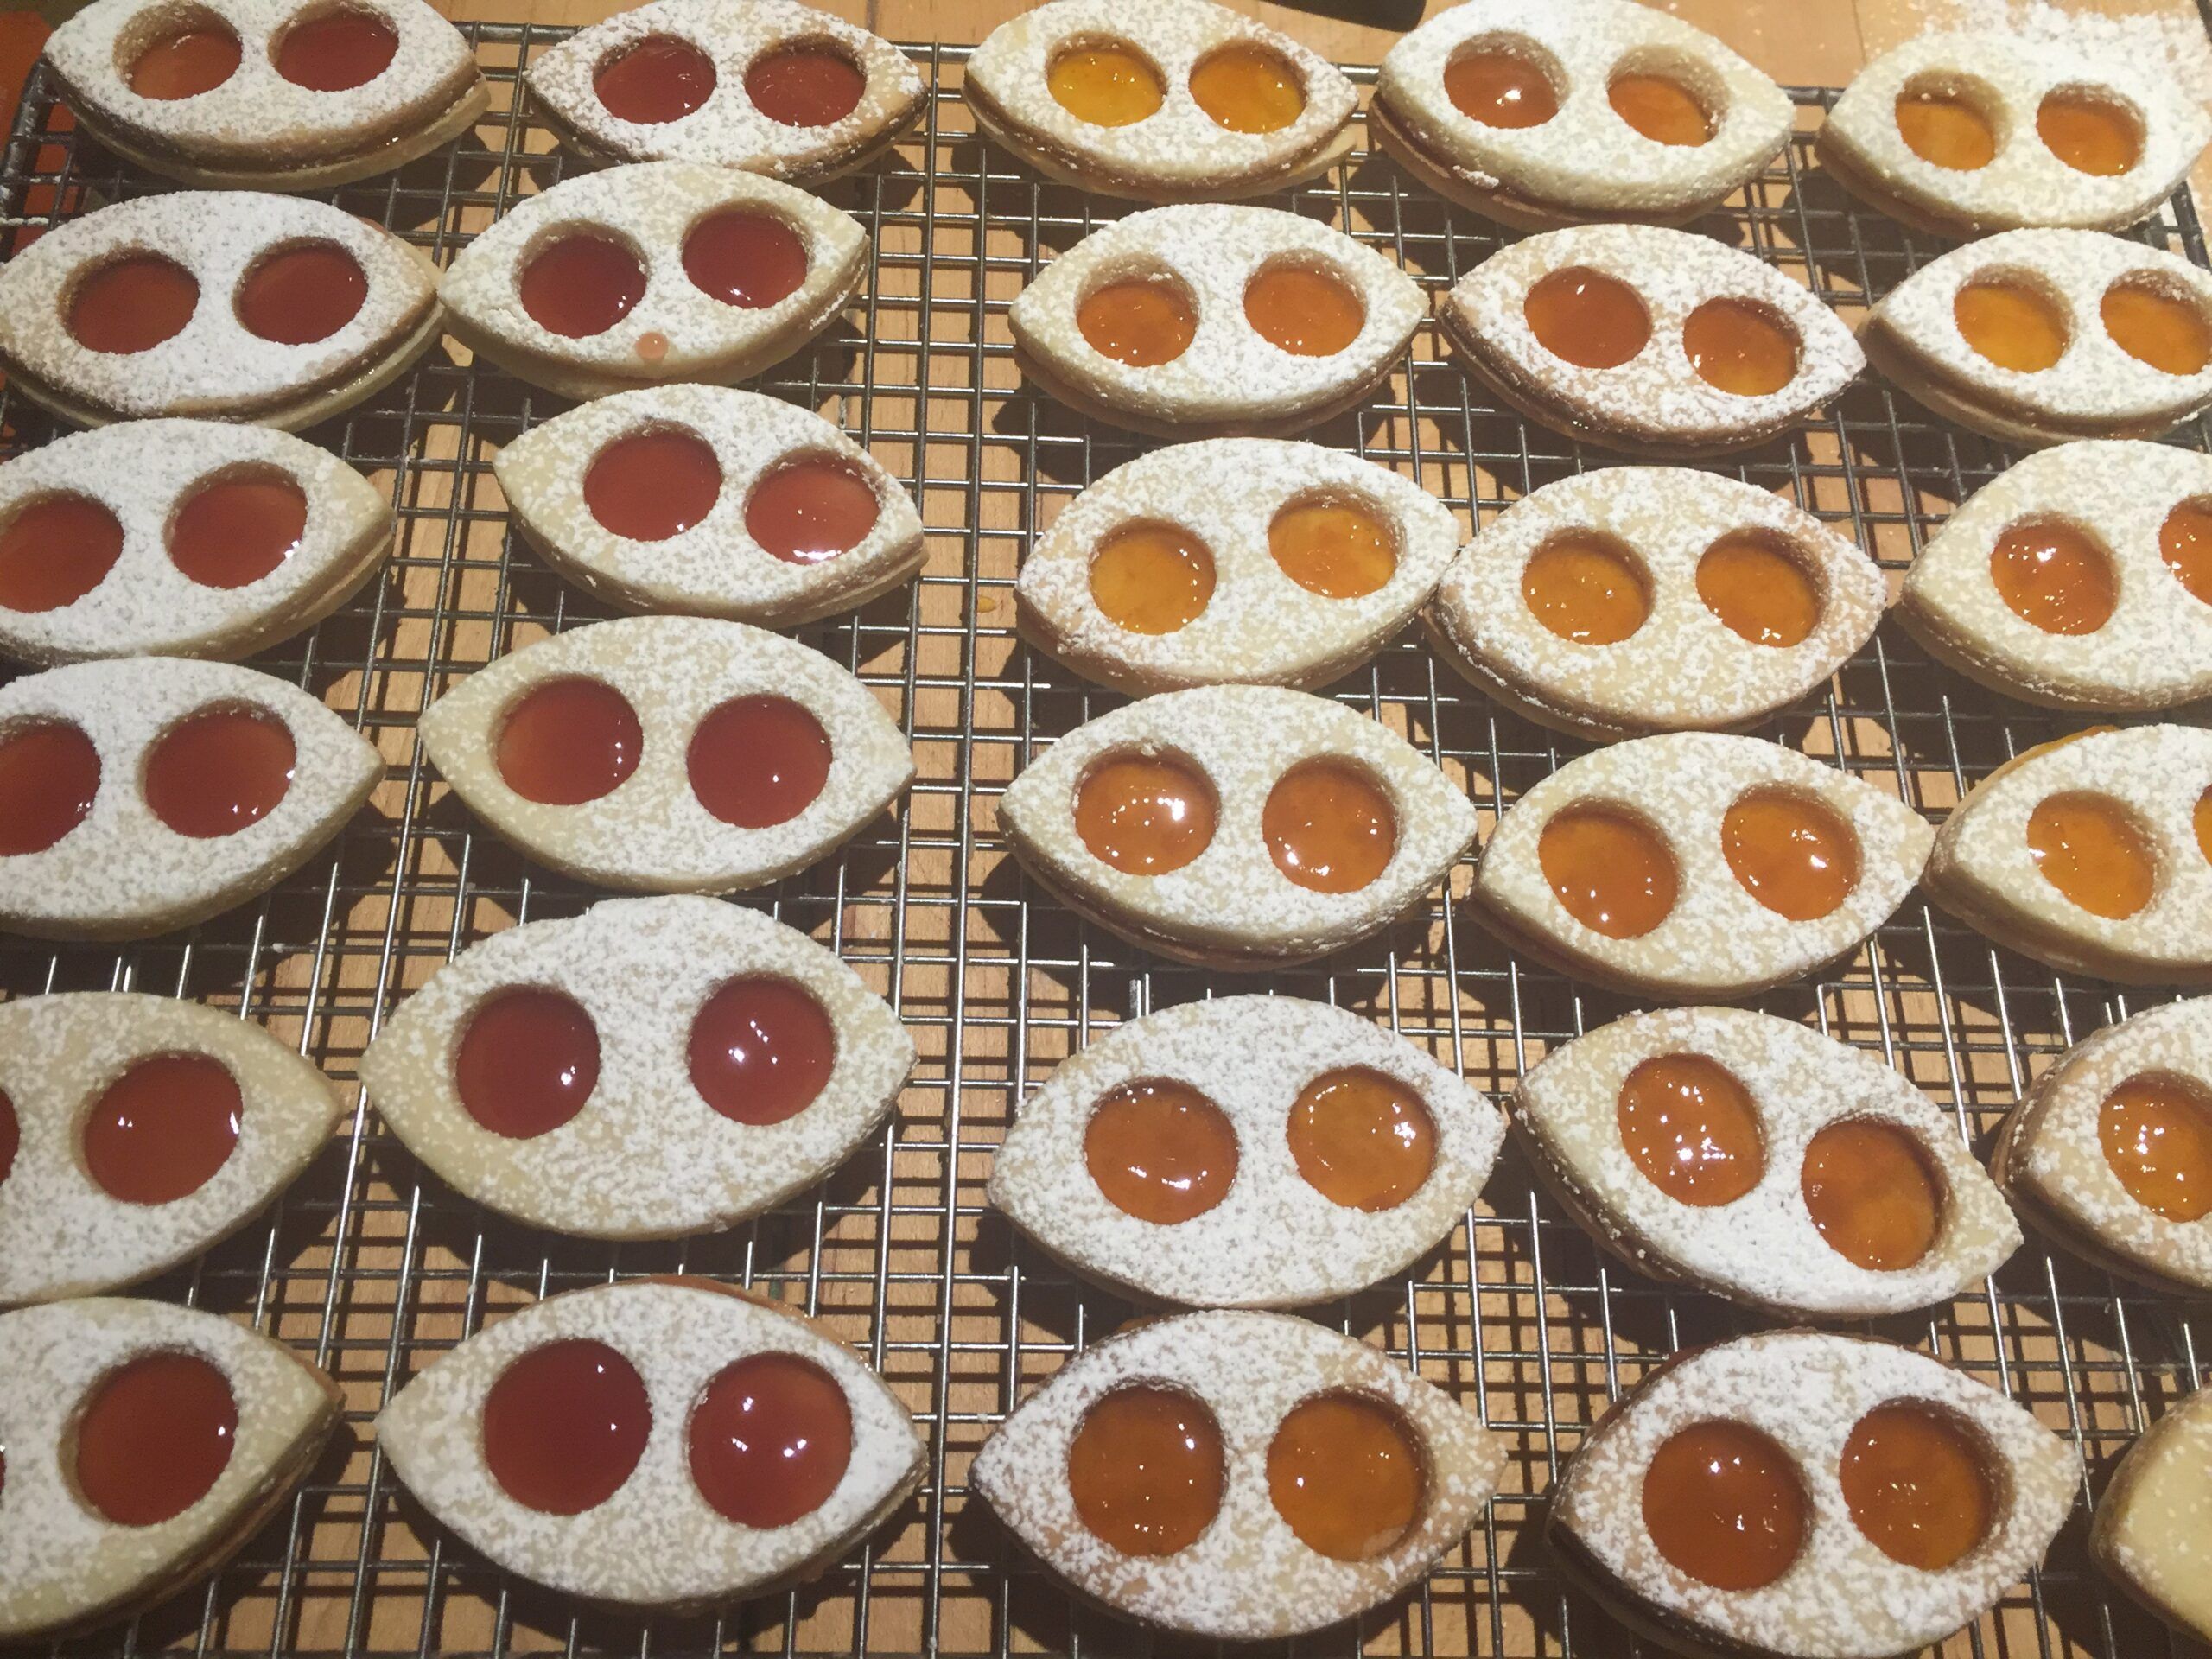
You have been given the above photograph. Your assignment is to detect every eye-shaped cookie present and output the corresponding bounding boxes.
[1817,32,2212,238]
[989,995,1503,1306]
[1859,229,2212,448]
[416,614,912,893]
[525,0,925,183]
[437,161,866,403]
[493,385,924,627]
[996,684,1478,969]
[42,0,486,191]
[375,1277,924,1612]
[363,895,914,1239]
[0,191,441,430]
[0,658,380,941]
[1513,1007,2018,1320]
[969,1309,1503,1640]
[2092,1382,2212,1646]
[1014,438,1458,694]
[1428,467,1885,741]
[1548,1330,2078,1659]
[1474,734,1933,1000]
[1923,724,2212,983]
[0,1297,341,1642]
[1370,0,1792,230]
[963,0,1357,202]
[1439,224,1864,458]
[1007,205,1425,439]
[0,419,392,667]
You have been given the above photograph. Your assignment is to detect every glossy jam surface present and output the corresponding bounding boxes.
[1189,44,1304,135]
[128,24,241,99]
[1243,264,1363,357]
[1047,43,1164,127]
[584,429,721,542]
[1066,1386,1224,1557]
[69,256,198,354]
[594,34,717,124]
[683,211,807,309]
[1895,88,1997,169]
[2160,498,2212,604]
[1077,275,1197,367]
[2026,791,2155,919]
[1523,268,1650,370]
[0,723,99,855]
[746,458,880,564]
[236,242,366,346]
[455,988,601,1139]
[745,47,865,127]
[2101,283,2212,375]
[1641,1421,1807,1592]
[1697,532,1819,646]
[496,678,642,805]
[1268,498,1395,598]
[2099,1073,2212,1223]
[1721,789,1860,922]
[1443,49,1557,128]
[1266,1394,1424,1562]
[169,472,308,589]
[275,9,397,92]
[75,1352,238,1527]
[1954,280,2068,372]
[1287,1067,1435,1211]
[1522,532,1650,645]
[1802,1119,1942,1271]
[1840,1403,1993,1570]
[1263,760,1396,894]
[688,978,835,1126]
[0,1089,14,1191]
[1616,1054,1766,1207]
[1989,519,2117,634]
[2201,785,2212,866]
[82,1054,241,1205]
[0,494,123,612]
[1074,754,1216,875]
[519,234,646,340]
[1084,1079,1238,1224]
[481,1340,649,1515]
[1539,805,1677,938]
[1683,298,1799,397]
[2037,90,2141,176]
[686,696,831,829]
[689,1353,851,1527]
[1088,522,1214,633]
[143,709,295,839]
[1608,74,1712,147]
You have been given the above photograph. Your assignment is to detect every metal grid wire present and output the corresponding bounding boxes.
[3,29,2209,1659]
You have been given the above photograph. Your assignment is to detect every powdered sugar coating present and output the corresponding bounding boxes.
[373,1280,924,1610]
[968,1309,1503,1640]
[2092,1382,2212,1641]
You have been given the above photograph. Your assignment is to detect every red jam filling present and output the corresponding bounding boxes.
[594,35,718,124]
[0,722,99,855]
[688,1352,852,1527]
[76,1351,238,1526]
[81,1053,241,1205]
[143,709,296,838]
[682,212,807,309]
[236,243,366,346]
[454,988,600,1139]
[274,8,398,92]
[685,695,830,829]
[519,234,646,340]
[495,678,642,805]
[168,471,308,588]
[0,494,123,612]
[481,1339,649,1514]
[69,256,199,354]
[744,46,864,127]
[583,428,722,542]
[128,25,242,99]
[745,458,879,564]
[688,977,836,1125]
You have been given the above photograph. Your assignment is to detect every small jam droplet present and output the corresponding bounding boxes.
[168,471,308,589]
[0,495,123,611]
[1089,521,1213,634]
[2200,785,2212,865]
[2159,498,2212,604]
[0,1088,15,1189]
[1047,43,1163,127]
[1287,1067,1435,1211]
[70,256,199,354]
[455,988,599,1139]
[1616,1054,1765,1207]
[686,696,831,829]
[2101,283,2212,375]
[745,46,865,127]
[236,242,366,346]
[1802,1118,1942,1271]
[746,457,880,564]
[482,1340,649,1515]
[274,8,397,92]
[1189,44,1304,135]
[497,678,642,805]
[1523,268,1650,369]
[1682,298,1798,397]
[1077,275,1196,367]
[682,211,807,309]
[1955,280,2068,372]
[1522,531,1650,645]
[688,1352,852,1527]
[1444,50,1556,128]
[688,978,836,1126]
[2026,791,2155,918]
[143,709,295,839]
[1067,1385,1224,1557]
[1266,1394,1424,1562]
[1840,1403,1993,1571]
[128,25,241,99]
[81,1053,240,1205]
[1642,1421,1806,1592]
[1269,498,1395,598]
[1720,789,1859,922]
[1263,760,1395,894]
[1540,805,1677,938]
[1990,519,2117,635]
[2037,89,2140,176]
[1074,753,1216,875]
[0,722,99,855]
[1895,88,1997,169]
[519,234,646,340]
[2099,1073,2212,1223]
[1697,531,1819,646]
[1084,1078,1238,1224]
[584,428,721,542]
[1244,264,1363,357]
[75,1352,238,1527]
[594,34,716,124]
[1609,73,1711,146]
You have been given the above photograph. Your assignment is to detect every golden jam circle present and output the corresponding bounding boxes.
[1523,268,1651,369]
[1642,1421,1807,1591]
[1954,280,2068,373]
[1074,753,1216,875]
[1077,275,1197,367]
[1840,1404,1993,1571]
[1802,1119,1942,1272]
[2099,1073,2212,1223]
[2101,283,2212,376]
[1266,1394,1424,1561]
[1720,789,1860,922]
[1287,1067,1436,1211]
[1522,532,1650,645]
[2037,89,2141,176]
[1047,43,1163,127]
[1609,74,1711,147]
[1682,298,1799,397]
[1696,532,1820,646]
[1067,1386,1224,1557]
[1262,760,1396,894]
[1084,1078,1238,1224]
[2025,791,2156,919]
[1444,48,1557,128]
[1895,88,1996,169]
[1268,498,1396,598]
[1088,522,1214,634]
[1989,520,2118,635]
[1244,264,1364,357]
[1539,805,1677,938]
[1189,43,1303,134]
[2159,498,2212,605]
[1616,1054,1766,1207]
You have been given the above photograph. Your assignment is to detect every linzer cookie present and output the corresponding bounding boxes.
[1372,0,1792,229]
[963,0,1357,201]
[526,0,925,182]
[1428,467,1885,741]
[1440,224,1863,456]
[0,191,440,429]
[2093,1383,2212,1645]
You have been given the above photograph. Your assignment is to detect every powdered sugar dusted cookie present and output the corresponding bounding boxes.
[2092,1382,2212,1643]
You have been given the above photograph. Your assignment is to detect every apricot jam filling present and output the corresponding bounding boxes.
[688,977,835,1127]
[128,23,242,100]
[274,8,397,93]
[744,46,864,128]
[0,722,99,855]
[69,255,199,355]
[1840,1403,1994,1571]
[594,35,717,125]
[1443,48,1557,129]
[455,988,601,1139]
[2025,791,2155,919]
[1047,43,1163,128]
[2101,282,2212,376]
[1609,73,1712,148]
[83,1053,240,1205]
[1088,521,1214,633]
[1067,1385,1224,1557]
[496,677,642,806]
[1989,519,2117,635]
[1263,760,1395,894]
[1616,1053,1766,1207]
[1954,279,2069,373]
[1540,804,1677,938]
[1084,1077,1238,1224]
[482,1339,649,1514]
[2037,88,2141,177]
[169,470,308,589]
[1697,531,1820,646]
[683,211,807,310]
[689,1352,851,1526]
[144,708,295,838]
[1268,497,1395,598]
[584,428,722,542]
[0,493,123,612]
[686,695,831,829]
[1642,1420,1806,1591]
[1244,264,1363,357]
[1721,788,1860,922]
[1074,753,1216,874]
[1524,268,1650,370]
[1894,87,1996,170]
[747,457,880,564]
[1267,1393,1424,1561]
[1077,273,1197,367]
[2160,498,2212,604]
[1189,43,1303,135]
[518,233,646,340]
[1683,298,1798,397]
[76,1351,238,1526]
[1522,531,1650,645]
[2099,1072,2212,1223]
[1802,1118,1942,1271]
[236,242,366,346]
[1287,1066,1435,1211]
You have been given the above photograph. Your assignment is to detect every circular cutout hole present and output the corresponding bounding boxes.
[1539,804,1677,938]
[1074,753,1216,875]
[1895,79,1998,170]
[0,721,99,855]
[81,1053,239,1205]
[496,677,641,806]
[1616,1053,1765,1207]
[594,34,716,124]
[2099,1072,2212,1223]
[2026,791,2156,919]
[1263,759,1396,893]
[1523,267,1650,370]
[744,42,864,127]
[455,988,599,1140]
[143,707,294,839]
[1189,42,1303,134]
[68,255,198,355]
[481,1339,649,1515]
[1077,270,1197,368]
[1802,1118,1942,1271]
[683,210,807,309]
[1522,531,1650,645]
[168,468,307,589]
[1084,1077,1238,1224]
[1954,277,2069,373]
[1287,1066,1435,1211]
[1840,1402,1995,1571]
[235,241,366,346]
[2101,279,2212,376]
[746,455,880,564]
[2037,86,2141,176]
[1268,495,1396,599]
[688,977,836,1126]
[273,6,397,92]
[126,17,241,99]
[1609,72,1712,147]
[689,1353,851,1527]
[1682,297,1799,397]
[1046,41,1163,127]
[1696,530,1821,646]
[1067,1385,1224,1557]
[1990,518,2117,634]
[1642,1420,1807,1592]
[1243,261,1364,358]
[1721,788,1860,922]
[1088,520,1214,634]
[0,493,123,612]
[2160,497,2212,605]
[584,427,721,543]
[75,1351,238,1527]
[1443,41,1558,128]
[686,695,831,829]
[519,232,645,340]
[1267,1392,1425,1561]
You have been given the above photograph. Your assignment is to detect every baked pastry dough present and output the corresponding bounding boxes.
[526,0,925,182]
[1473,734,1933,999]
[1428,467,1885,741]
[376,1278,925,1612]
[1014,438,1457,693]
[0,191,440,430]
[1372,0,1792,229]
[989,995,1503,1306]
[493,385,924,627]
[997,684,1478,969]
[44,0,486,191]
[438,162,865,402]
[1007,205,1424,438]
[0,418,392,667]
[1440,225,1864,457]
[1859,230,2212,448]
[1923,724,2212,983]
[2091,1382,2212,1643]
[969,1309,1503,1639]
[0,1298,341,1641]
[1550,1330,2078,1659]
[1514,1007,2018,1319]
[1818,32,2212,238]
[417,615,912,893]
[0,657,381,941]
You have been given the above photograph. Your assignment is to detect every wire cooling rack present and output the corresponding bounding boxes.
[3,29,2209,1659]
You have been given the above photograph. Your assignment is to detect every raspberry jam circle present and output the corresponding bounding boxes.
[274,8,398,92]
[584,428,722,542]
[168,471,308,589]
[0,494,124,612]
[683,212,807,309]
[75,1351,238,1527]
[236,243,366,346]
[496,678,642,805]
[746,458,880,563]
[454,988,600,1140]
[595,35,717,124]
[686,696,831,829]
[82,1053,241,1205]
[688,1352,852,1527]
[482,1339,649,1514]
[0,722,99,855]
[519,235,646,339]
[70,256,199,354]
[143,709,296,839]
[687,977,836,1125]
[745,46,864,127]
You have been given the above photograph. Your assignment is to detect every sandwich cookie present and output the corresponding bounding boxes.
[2091,1383,2212,1645]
